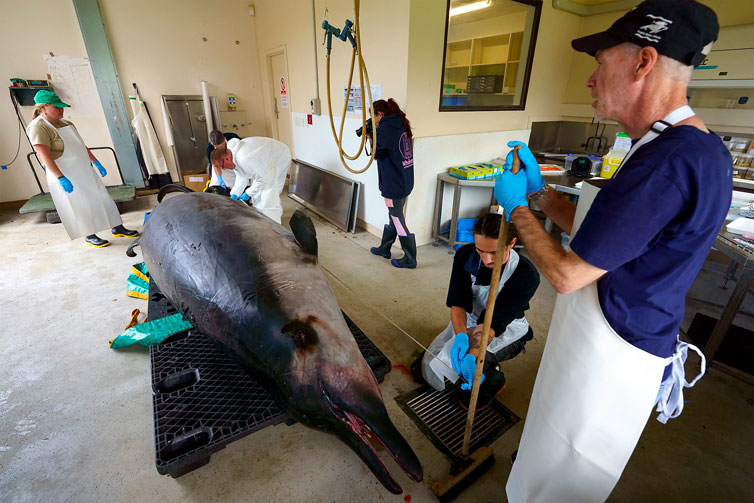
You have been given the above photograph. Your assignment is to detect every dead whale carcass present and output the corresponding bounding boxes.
[128,193,422,494]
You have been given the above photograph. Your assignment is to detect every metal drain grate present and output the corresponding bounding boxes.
[395,384,519,459]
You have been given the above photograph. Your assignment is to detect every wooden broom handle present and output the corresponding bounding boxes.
[461,146,520,457]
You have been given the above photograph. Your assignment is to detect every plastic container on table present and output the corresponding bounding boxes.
[455,218,477,250]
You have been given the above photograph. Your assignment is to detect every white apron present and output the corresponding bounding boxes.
[423,249,530,391]
[507,106,706,502]
[39,117,122,240]
[131,101,169,175]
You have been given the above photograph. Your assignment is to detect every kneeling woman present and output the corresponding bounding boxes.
[27,91,137,247]
[369,99,416,268]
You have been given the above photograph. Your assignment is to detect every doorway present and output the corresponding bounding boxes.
[267,49,294,154]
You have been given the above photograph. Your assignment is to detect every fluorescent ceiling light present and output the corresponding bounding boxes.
[449,0,491,17]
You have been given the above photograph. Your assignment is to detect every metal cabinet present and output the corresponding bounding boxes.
[162,95,220,178]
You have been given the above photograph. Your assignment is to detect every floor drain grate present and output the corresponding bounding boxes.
[395,384,519,459]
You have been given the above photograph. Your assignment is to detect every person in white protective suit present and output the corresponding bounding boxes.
[410,213,539,410]
[209,137,291,223]
[492,1,731,501]
[26,90,138,248]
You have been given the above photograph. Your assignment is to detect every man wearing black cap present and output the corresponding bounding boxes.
[493,1,732,500]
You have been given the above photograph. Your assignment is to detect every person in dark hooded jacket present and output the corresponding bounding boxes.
[368,98,417,268]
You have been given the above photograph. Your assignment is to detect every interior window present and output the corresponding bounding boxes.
[440,0,542,111]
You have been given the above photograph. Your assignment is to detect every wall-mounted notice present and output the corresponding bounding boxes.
[343,84,381,113]
[280,76,288,108]
[44,55,104,119]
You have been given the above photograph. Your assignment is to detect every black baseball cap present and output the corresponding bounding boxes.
[571,0,718,66]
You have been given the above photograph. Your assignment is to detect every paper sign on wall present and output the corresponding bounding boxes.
[44,55,104,119]
[280,77,288,108]
[344,85,381,113]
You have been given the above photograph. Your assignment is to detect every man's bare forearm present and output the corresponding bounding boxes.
[468,324,495,358]
[536,186,577,234]
[450,306,467,338]
[511,206,607,294]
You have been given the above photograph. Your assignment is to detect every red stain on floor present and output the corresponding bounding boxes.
[392,364,413,379]
[403,495,411,503]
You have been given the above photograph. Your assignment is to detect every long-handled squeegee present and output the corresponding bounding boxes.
[433,146,522,502]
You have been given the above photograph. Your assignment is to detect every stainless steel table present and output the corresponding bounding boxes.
[431,173,496,249]
[706,231,754,381]
[431,172,587,247]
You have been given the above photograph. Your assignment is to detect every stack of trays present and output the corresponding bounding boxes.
[466,75,503,94]
[448,162,503,180]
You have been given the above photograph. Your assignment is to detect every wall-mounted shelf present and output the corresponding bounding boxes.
[9,86,51,106]
[444,31,523,102]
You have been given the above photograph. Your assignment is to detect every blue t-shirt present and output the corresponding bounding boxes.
[570,126,732,360]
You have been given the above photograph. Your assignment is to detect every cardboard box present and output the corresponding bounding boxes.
[183,173,209,192]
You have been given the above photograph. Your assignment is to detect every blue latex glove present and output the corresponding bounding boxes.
[230,194,239,200]
[93,160,107,177]
[506,141,544,194]
[494,168,528,221]
[58,176,74,193]
[450,333,469,374]
[216,174,227,188]
[240,193,250,202]
[460,354,484,390]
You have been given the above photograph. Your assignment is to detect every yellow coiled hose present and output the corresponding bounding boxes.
[324,0,375,174]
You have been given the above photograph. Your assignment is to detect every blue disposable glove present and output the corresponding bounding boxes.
[58,176,74,193]
[494,167,528,221]
[230,194,239,200]
[93,160,107,177]
[216,174,227,188]
[450,333,469,374]
[506,141,544,194]
[240,193,250,202]
[460,353,484,390]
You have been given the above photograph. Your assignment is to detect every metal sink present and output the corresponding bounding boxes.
[536,147,603,159]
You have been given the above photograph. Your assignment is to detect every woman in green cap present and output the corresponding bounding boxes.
[26,89,138,247]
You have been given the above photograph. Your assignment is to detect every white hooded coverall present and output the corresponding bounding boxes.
[226,137,291,223]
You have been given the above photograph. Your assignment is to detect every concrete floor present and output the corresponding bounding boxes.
[1,194,752,503]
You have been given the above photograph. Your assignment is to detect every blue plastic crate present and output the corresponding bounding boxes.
[455,218,477,249]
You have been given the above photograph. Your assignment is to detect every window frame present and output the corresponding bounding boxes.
[438,0,543,112]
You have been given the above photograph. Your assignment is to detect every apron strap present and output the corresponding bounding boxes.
[654,337,706,424]
[613,105,695,178]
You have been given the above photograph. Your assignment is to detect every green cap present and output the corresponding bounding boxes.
[33,90,70,108]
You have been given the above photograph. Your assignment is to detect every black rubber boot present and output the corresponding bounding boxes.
[85,234,111,248]
[410,351,427,385]
[112,224,139,238]
[391,234,417,269]
[371,225,397,259]
[459,368,507,411]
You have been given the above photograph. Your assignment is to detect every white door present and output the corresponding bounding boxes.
[269,51,294,154]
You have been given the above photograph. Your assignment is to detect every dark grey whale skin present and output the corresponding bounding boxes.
[130,193,422,494]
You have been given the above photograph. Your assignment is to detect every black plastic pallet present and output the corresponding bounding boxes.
[147,281,391,477]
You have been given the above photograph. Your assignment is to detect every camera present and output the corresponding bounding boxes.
[355,118,373,138]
